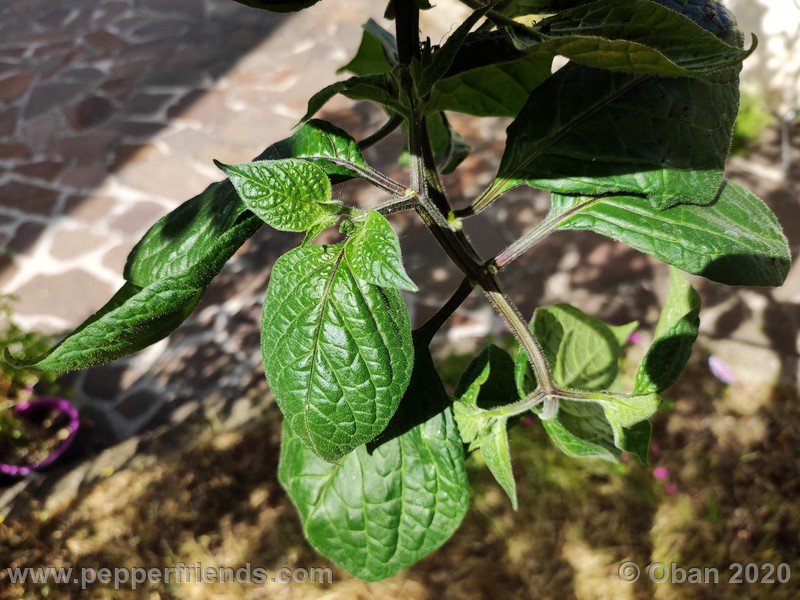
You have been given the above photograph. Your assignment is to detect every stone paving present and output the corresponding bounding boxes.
[0,0,798,474]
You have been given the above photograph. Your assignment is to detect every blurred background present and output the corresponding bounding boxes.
[0,0,798,597]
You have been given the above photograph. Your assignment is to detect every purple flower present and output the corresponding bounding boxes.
[521,416,534,427]
[708,356,736,385]
[627,332,643,344]
[652,466,669,480]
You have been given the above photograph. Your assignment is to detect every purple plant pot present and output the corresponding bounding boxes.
[1,397,80,477]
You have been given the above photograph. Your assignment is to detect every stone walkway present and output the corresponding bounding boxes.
[0,0,798,464]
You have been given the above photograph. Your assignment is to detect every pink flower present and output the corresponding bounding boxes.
[665,483,679,495]
[652,466,669,480]
[650,443,660,455]
[708,355,736,385]
[620,452,631,463]
[521,416,534,427]
[628,332,642,344]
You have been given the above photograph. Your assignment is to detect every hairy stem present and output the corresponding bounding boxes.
[491,197,600,269]
[484,390,547,418]
[395,0,555,393]
[358,114,403,151]
[323,157,410,197]
[416,277,475,344]
[454,0,545,38]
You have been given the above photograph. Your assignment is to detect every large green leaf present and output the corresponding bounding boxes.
[426,31,552,117]
[454,345,519,509]
[11,120,366,374]
[515,0,750,77]
[345,210,418,291]
[278,336,468,581]
[549,181,791,287]
[216,158,339,233]
[262,243,413,462]
[634,268,700,394]
[486,62,740,208]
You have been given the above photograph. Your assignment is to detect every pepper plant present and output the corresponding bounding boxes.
[9,0,791,582]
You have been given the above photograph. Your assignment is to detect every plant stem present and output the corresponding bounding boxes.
[416,277,475,344]
[358,114,403,151]
[374,196,418,216]
[484,390,547,418]
[491,197,600,270]
[454,0,545,38]
[394,0,555,393]
[324,157,411,197]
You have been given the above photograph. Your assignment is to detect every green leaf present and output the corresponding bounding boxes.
[609,321,639,347]
[124,181,260,287]
[454,345,519,509]
[216,158,338,233]
[539,392,659,462]
[278,336,468,581]
[301,75,405,123]
[487,62,740,208]
[513,304,658,462]
[339,19,397,76]
[426,31,552,117]
[262,243,414,462]
[345,211,418,292]
[11,119,363,374]
[256,118,370,181]
[5,279,204,374]
[231,0,321,12]
[518,0,751,77]
[533,304,622,391]
[550,181,791,287]
[426,113,471,174]
[416,5,492,96]
[634,268,700,394]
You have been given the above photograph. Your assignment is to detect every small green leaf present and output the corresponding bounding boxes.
[256,118,370,181]
[416,5,492,96]
[217,158,336,233]
[345,211,418,292]
[533,304,622,391]
[339,19,397,76]
[262,243,413,462]
[634,268,700,394]
[454,345,519,509]
[278,336,468,581]
[514,304,658,462]
[426,113,471,174]
[301,75,405,123]
[551,181,791,287]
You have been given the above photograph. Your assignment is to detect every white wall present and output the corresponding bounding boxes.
[727,0,799,116]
